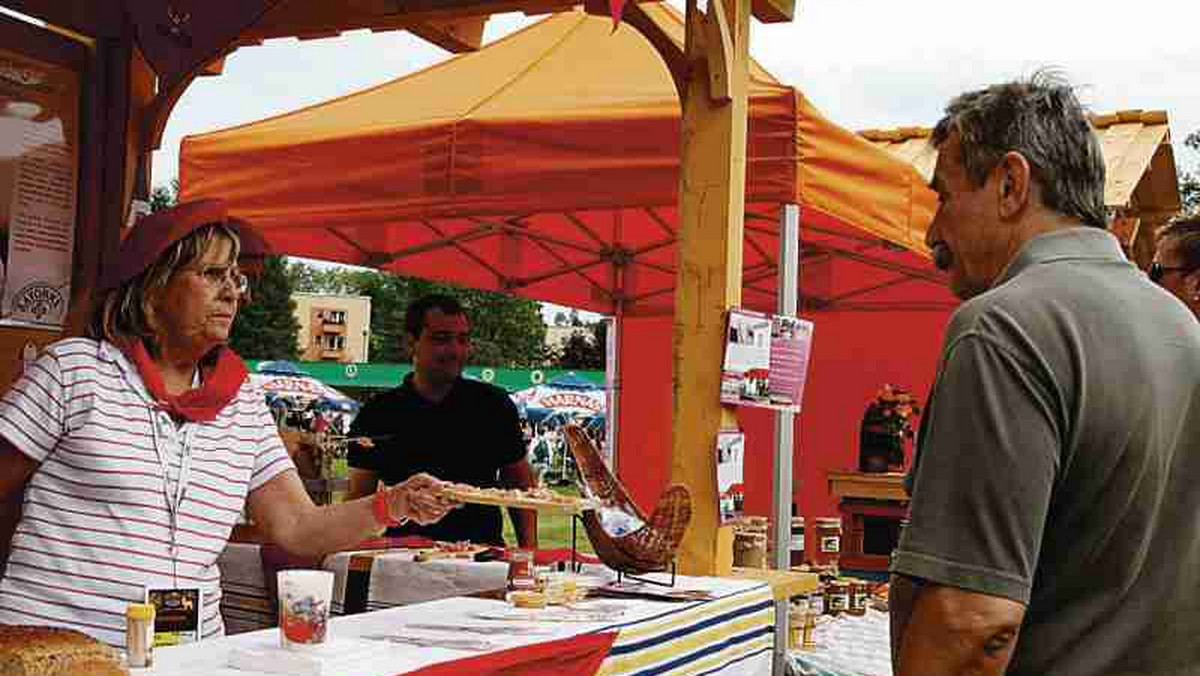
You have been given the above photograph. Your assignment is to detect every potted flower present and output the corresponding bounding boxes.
[857,385,921,473]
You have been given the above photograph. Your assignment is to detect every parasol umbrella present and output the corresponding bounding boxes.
[256,360,309,376]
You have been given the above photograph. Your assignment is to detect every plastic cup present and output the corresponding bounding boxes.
[277,570,334,649]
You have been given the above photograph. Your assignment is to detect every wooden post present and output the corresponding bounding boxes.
[670,0,751,576]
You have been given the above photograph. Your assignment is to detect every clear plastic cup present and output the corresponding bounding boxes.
[277,570,334,649]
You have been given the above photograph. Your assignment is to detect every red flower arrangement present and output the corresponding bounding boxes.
[858,384,921,473]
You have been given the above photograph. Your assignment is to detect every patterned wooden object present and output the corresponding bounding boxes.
[565,425,691,575]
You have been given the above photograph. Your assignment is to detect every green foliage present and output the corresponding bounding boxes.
[149,179,179,212]
[555,321,606,370]
[1180,130,1200,216]
[229,256,300,360]
[284,262,549,367]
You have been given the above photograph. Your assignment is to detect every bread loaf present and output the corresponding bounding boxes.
[0,625,128,676]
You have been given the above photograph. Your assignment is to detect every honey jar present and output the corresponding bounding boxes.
[813,517,842,567]
[823,579,849,616]
[847,579,868,616]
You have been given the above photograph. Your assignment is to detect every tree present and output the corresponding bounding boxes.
[353,271,411,363]
[555,320,607,370]
[403,279,548,367]
[149,179,179,212]
[1180,130,1200,216]
[228,256,301,360]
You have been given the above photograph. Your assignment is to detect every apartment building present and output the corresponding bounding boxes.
[293,293,372,363]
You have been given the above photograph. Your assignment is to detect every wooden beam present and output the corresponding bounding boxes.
[404,15,486,52]
[1,0,124,38]
[623,2,687,100]
[239,0,570,43]
[669,0,750,577]
[701,0,733,103]
[750,0,795,24]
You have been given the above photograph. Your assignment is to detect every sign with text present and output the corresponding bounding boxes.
[720,308,814,412]
[0,47,79,329]
[716,430,745,525]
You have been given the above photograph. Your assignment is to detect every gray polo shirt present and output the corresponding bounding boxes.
[893,227,1200,676]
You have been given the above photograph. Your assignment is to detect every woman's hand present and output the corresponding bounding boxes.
[385,473,460,525]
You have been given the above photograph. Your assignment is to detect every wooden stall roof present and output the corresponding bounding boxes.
[859,110,1182,216]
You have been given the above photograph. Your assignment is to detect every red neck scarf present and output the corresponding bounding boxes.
[118,339,248,423]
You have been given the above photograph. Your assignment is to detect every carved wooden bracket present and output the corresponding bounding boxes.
[128,1,284,152]
[127,1,280,84]
[682,0,733,104]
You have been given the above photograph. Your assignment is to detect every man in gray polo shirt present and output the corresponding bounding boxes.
[889,73,1200,676]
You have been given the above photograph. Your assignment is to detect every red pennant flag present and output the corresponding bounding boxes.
[403,631,617,676]
[610,0,628,26]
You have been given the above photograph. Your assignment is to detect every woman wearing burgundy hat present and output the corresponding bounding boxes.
[0,199,458,648]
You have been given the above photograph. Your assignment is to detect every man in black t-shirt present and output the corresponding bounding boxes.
[346,294,537,547]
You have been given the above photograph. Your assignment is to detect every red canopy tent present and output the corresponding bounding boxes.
[179,4,950,530]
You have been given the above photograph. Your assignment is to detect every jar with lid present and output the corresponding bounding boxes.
[822,580,849,616]
[507,549,536,591]
[789,517,805,566]
[787,602,805,649]
[733,531,767,569]
[813,517,842,568]
[847,579,868,616]
[126,602,156,668]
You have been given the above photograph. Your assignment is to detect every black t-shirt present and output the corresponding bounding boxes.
[347,375,527,545]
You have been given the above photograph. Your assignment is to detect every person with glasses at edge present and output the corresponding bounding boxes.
[1150,214,1200,319]
[0,199,459,649]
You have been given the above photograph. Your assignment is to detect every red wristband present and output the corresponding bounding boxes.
[373,489,401,528]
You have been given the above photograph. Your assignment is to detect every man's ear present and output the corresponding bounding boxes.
[996,151,1032,219]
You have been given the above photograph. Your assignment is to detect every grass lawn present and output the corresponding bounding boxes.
[502,483,595,554]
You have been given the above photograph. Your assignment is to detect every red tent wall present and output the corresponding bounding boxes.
[617,295,954,562]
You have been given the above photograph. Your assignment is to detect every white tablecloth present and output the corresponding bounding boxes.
[155,573,773,676]
[218,543,605,632]
[788,608,892,676]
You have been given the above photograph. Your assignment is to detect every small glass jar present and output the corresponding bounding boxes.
[787,602,805,649]
[813,517,842,568]
[847,580,868,616]
[126,602,156,668]
[789,517,805,566]
[823,580,849,616]
[507,549,536,592]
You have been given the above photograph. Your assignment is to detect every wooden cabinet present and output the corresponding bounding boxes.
[827,471,909,572]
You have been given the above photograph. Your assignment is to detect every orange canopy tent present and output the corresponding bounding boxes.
[179,3,941,317]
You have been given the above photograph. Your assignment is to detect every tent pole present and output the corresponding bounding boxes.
[604,313,620,471]
[772,202,800,675]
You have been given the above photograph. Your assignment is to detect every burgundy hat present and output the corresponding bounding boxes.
[228,216,272,261]
[100,198,235,291]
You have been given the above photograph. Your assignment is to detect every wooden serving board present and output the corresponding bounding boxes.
[439,487,599,515]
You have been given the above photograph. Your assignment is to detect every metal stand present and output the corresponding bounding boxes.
[616,561,678,587]
[570,514,583,573]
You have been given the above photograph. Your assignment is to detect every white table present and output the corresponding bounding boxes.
[788,608,893,676]
[159,573,774,676]
[219,542,604,632]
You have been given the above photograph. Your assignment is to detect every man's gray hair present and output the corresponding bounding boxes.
[931,71,1108,228]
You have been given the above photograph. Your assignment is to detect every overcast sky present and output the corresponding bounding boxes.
[153,0,1200,190]
[144,0,1199,320]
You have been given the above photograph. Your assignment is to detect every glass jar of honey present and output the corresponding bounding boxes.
[814,517,842,568]
[823,579,849,616]
[847,579,868,616]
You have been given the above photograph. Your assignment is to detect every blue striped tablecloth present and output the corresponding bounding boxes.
[595,576,774,676]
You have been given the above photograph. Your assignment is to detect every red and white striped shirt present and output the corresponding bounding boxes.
[0,338,293,647]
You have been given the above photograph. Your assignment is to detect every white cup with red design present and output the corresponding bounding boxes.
[277,570,334,650]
